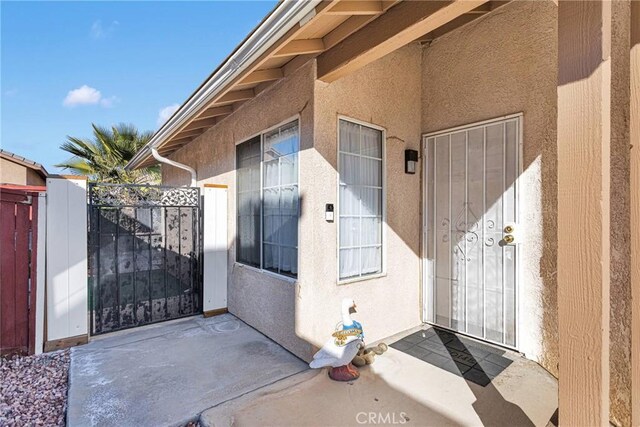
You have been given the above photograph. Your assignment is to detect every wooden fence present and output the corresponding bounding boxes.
[0,187,40,355]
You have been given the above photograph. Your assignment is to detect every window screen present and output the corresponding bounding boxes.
[338,119,383,280]
[263,122,299,277]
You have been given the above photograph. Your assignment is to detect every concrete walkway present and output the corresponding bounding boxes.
[200,332,558,427]
[67,314,307,427]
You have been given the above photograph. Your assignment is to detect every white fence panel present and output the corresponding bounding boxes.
[46,177,88,342]
[203,185,228,313]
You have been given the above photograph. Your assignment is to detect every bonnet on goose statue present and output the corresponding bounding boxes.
[309,298,364,381]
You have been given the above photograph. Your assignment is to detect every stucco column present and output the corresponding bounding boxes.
[631,1,640,425]
[557,1,613,424]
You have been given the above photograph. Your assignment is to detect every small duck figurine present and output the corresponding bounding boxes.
[309,298,364,381]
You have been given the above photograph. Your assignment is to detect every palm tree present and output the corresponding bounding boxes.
[56,123,160,184]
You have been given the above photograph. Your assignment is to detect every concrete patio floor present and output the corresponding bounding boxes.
[200,328,558,427]
[67,314,307,427]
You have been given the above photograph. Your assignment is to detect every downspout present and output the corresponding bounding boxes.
[151,147,197,187]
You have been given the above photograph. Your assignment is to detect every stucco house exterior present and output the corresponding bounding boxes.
[127,1,640,425]
[0,149,48,187]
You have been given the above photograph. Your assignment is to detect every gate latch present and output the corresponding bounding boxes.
[19,196,32,205]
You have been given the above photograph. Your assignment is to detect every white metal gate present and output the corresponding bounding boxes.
[423,115,521,348]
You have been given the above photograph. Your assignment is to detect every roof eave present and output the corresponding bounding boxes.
[0,151,49,178]
[126,0,322,170]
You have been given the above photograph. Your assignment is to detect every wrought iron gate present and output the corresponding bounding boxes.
[88,183,201,335]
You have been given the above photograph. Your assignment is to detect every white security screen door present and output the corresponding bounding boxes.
[423,115,520,347]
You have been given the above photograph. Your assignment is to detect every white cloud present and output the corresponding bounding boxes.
[62,85,118,108]
[100,96,119,108]
[63,85,101,106]
[90,20,119,39]
[157,104,180,127]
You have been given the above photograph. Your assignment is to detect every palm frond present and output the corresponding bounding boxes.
[58,123,157,183]
[55,157,96,175]
[61,137,98,156]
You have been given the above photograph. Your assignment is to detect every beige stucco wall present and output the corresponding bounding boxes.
[163,60,317,358]
[299,44,424,356]
[162,0,561,368]
[164,47,424,361]
[421,0,559,376]
[0,158,45,186]
[162,1,563,374]
[1,158,27,184]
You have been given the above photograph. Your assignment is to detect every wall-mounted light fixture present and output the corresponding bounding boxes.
[405,149,418,174]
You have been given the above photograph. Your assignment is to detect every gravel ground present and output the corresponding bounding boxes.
[0,350,70,426]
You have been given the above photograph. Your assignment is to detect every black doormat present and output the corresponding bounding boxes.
[390,327,513,387]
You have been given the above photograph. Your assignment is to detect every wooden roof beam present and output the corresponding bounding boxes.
[162,137,193,149]
[182,117,218,132]
[158,147,179,157]
[202,0,338,102]
[174,128,206,140]
[489,1,511,11]
[240,68,284,85]
[216,89,255,105]
[421,13,482,41]
[324,16,375,49]
[420,1,512,42]
[323,1,401,50]
[465,2,492,13]
[273,39,325,57]
[465,1,510,13]
[199,105,233,120]
[327,1,383,15]
[317,0,489,82]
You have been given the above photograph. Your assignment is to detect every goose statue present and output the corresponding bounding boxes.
[309,298,364,381]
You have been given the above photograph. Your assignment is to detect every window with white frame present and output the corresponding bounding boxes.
[338,119,384,281]
[236,120,299,278]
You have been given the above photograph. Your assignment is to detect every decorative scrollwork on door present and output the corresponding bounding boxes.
[442,202,481,262]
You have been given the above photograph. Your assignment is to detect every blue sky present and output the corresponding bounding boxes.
[1,1,277,172]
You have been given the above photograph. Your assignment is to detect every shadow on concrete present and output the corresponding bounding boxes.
[439,330,534,427]
[199,341,558,427]
[388,326,560,427]
[67,314,308,427]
